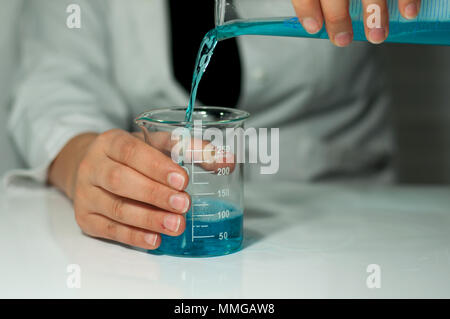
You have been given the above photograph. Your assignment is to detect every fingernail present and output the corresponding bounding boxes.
[303,17,320,34]
[163,214,181,232]
[144,233,158,246]
[169,194,190,213]
[334,32,352,47]
[368,28,387,44]
[167,172,185,191]
[405,2,418,19]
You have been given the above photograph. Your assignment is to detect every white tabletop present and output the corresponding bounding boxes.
[1,181,449,298]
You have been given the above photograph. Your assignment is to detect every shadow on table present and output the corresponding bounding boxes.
[242,228,263,249]
[242,206,283,250]
[240,207,268,249]
[241,188,331,250]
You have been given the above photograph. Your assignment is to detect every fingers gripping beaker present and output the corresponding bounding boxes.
[135,107,250,257]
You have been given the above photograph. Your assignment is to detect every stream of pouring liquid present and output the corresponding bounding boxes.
[185,30,218,123]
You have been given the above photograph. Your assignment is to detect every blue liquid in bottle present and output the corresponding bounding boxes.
[214,18,450,45]
[215,0,450,44]
[185,1,450,121]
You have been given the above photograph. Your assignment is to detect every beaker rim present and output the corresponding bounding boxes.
[135,106,250,127]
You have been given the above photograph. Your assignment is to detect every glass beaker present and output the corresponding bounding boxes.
[135,107,250,257]
[215,0,450,45]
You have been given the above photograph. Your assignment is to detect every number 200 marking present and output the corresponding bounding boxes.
[217,167,230,176]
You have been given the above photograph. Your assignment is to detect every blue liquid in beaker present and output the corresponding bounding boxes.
[154,199,243,257]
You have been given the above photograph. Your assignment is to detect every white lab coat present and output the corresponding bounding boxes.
[5,0,393,187]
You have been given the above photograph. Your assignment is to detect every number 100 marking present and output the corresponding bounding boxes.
[218,210,230,219]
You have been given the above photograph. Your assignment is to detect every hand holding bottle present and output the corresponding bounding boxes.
[291,0,421,46]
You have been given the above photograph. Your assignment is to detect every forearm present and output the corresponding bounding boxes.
[48,133,98,200]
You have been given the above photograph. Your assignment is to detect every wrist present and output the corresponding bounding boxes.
[48,133,98,199]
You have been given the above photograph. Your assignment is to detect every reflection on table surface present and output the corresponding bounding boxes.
[1,181,449,298]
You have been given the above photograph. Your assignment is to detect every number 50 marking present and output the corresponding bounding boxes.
[219,232,228,240]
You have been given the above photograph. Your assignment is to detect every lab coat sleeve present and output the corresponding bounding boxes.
[5,0,129,187]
